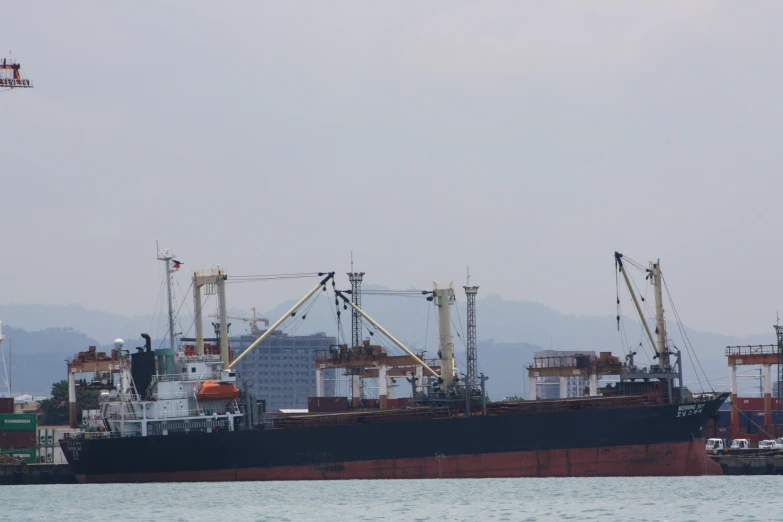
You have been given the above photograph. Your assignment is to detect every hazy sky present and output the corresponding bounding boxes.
[2,2,782,337]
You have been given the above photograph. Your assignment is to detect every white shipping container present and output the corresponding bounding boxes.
[36,446,54,463]
[37,429,55,447]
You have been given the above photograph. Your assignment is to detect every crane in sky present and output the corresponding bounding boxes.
[209,307,270,335]
[0,53,33,89]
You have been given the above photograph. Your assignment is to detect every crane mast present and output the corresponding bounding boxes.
[615,252,657,352]
[433,282,456,388]
[651,260,669,367]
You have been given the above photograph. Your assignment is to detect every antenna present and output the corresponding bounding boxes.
[463,283,479,392]
[156,243,176,351]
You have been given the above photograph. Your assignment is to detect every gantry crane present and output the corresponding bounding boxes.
[0,55,33,89]
[208,307,270,335]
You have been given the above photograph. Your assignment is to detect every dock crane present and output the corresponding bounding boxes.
[0,54,33,89]
[209,307,270,335]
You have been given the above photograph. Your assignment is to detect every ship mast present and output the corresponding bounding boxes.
[433,282,456,388]
[614,252,656,350]
[157,242,176,351]
[650,259,669,368]
[651,259,669,367]
[229,273,336,369]
[335,291,440,378]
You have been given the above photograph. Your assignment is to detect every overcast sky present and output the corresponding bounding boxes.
[1,2,782,337]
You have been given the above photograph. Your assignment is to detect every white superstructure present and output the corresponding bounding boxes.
[100,350,241,437]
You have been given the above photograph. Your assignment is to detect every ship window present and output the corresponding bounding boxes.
[191,367,196,373]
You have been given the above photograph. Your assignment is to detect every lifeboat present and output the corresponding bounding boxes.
[197,381,240,401]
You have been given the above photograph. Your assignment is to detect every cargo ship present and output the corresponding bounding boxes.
[60,250,728,482]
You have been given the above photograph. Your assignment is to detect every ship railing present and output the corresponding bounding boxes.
[177,355,222,363]
[64,431,121,440]
[152,391,197,400]
[147,372,221,397]
[106,411,140,420]
[150,408,210,419]
[153,372,222,382]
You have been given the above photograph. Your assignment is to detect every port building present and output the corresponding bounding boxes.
[230,331,336,413]
[531,350,596,399]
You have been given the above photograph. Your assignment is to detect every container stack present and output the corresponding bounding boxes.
[0,412,37,464]
[0,398,13,414]
[35,427,79,464]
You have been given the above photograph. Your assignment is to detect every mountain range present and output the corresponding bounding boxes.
[0,292,777,398]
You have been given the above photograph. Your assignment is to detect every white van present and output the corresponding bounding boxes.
[759,440,776,450]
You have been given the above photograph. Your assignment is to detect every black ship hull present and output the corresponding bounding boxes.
[61,394,727,483]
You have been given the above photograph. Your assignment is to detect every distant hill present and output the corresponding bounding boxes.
[0,292,778,399]
[0,326,103,396]
[0,304,154,345]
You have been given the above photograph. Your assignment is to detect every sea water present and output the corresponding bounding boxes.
[0,477,780,521]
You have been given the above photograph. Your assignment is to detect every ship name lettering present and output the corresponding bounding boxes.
[676,404,705,418]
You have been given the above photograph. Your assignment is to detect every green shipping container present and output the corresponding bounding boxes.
[1,447,36,464]
[0,414,37,431]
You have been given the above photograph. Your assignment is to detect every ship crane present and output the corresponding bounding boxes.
[614,251,683,402]
[0,54,33,89]
[209,307,270,335]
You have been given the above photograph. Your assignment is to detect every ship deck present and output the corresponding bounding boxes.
[271,394,712,430]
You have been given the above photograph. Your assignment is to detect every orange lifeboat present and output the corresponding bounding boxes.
[197,381,240,401]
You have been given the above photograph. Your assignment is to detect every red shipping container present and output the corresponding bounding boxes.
[0,430,37,448]
[0,398,13,414]
[734,398,782,411]
[737,398,764,411]
[308,397,349,413]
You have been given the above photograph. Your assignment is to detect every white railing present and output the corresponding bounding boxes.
[151,408,207,419]
[0,78,32,87]
[177,355,222,363]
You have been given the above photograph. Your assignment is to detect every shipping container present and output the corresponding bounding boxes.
[308,397,349,413]
[0,398,13,414]
[735,397,783,411]
[1,447,36,464]
[37,428,61,447]
[0,413,36,431]
[0,430,37,447]
[36,446,55,463]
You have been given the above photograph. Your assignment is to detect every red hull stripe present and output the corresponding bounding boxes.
[76,440,720,483]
